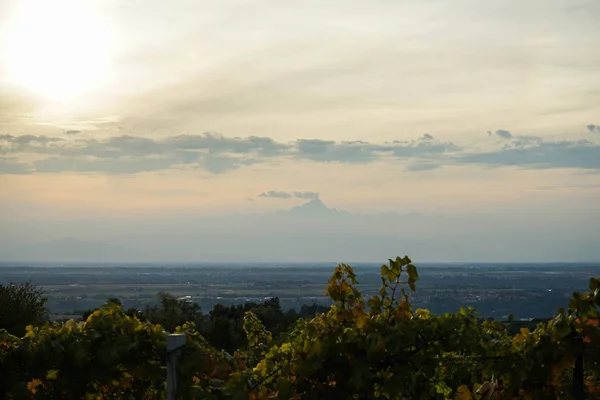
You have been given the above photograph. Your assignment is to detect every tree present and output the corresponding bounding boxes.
[0,282,48,336]
[144,292,201,332]
[106,297,122,306]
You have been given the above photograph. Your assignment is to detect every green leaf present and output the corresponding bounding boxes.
[46,369,59,380]
[407,263,419,281]
[408,280,416,292]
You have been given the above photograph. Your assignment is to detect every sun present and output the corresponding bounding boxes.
[2,0,114,105]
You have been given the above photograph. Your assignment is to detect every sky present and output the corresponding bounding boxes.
[1,0,599,261]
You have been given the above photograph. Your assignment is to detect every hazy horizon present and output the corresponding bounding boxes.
[1,197,599,263]
[1,1,599,263]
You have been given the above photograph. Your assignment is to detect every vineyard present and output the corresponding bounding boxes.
[1,256,600,399]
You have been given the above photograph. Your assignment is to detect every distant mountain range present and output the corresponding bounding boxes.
[286,198,349,215]
[1,199,598,263]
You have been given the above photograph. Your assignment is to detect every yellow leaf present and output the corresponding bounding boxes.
[281,343,292,353]
[65,319,77,331]
[355,311,368,329]
[25,325,35,338]
[46,369,59,380]
[27,378,42,394]
[512,334,526,344]
[254,360,267,375]
[455,385,471,400]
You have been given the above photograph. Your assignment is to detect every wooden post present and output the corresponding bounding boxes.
[167,333,187,400]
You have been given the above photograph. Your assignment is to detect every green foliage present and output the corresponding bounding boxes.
[196,297,297,353]
[145,292,202,332]
[1,257,600,399]
[0,282,48,336]
[233,257,600,399]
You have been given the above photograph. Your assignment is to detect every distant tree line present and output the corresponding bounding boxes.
[1,281,547,352]
[0,280,327,349]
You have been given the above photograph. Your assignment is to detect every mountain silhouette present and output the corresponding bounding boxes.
[1,198,597,263]
[288,198,336,215]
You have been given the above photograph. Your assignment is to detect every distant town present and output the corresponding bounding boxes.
[2,261,597,321]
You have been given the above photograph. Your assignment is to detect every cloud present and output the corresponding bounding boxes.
[257,190,319,200]
[293,191,319,199]
[387,140,459,158]
[458,140,600,170]
[488,129,512,139]
[258,190,292,199]
[33,156,179,175]
[65,130,81,136]
[406,162,440,171]
[1,130,599,175]
[294,139,378,164]
[164,133,289,156]
[202,155,258,174]
[0,157,31,174]
[0,132,278,174]
[294,137,458,164]
[0,134,64,153]
[587,124,599,133]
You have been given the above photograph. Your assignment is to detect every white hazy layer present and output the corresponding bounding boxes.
[1,199,598,263]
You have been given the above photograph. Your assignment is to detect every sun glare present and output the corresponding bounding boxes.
[2,0,114,105]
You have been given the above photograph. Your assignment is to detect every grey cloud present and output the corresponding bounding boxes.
[294,137,457,164]
[165,133,289,156]
[49,135,174,162]
[458,140,600,170]
[65,130,81,135]
[1,131,599,175]
[406,161,440,171]
[0,157,32,174]
[488,129,513,139]
[257,190,319,200]
[0,134,65,153]
[506,135,543,148]
[1,132,279,174]
[295,139,378,164]
[31,153,254,175]
[258,190,292,199]
[202,155,258,174]
[387,140,459,158]
[34,156,180,175]
[1,132,460,173]
[293,191,319,199]
[587,124,599,133]
[1,132,287,158]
